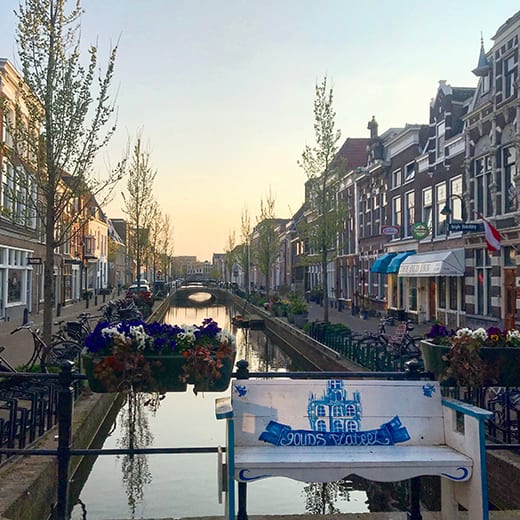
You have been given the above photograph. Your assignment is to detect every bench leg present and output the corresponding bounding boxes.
[407,477,422,520]
[237,481,248,520]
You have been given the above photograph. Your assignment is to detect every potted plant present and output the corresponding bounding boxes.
[420,324,520,386]
[287,294,308,328]
[82,317,236,394]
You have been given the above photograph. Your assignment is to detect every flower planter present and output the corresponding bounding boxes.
[83,350,236,394]
[420,340,520,386]
[83,353,188,393]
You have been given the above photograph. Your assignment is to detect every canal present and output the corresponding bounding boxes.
[70,299,370,519]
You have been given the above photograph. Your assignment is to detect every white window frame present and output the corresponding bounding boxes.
[391,169,401,189]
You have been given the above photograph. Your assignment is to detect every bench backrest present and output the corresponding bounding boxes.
[231,379,445,448]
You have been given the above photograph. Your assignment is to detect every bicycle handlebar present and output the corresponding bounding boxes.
[10,322,35,334]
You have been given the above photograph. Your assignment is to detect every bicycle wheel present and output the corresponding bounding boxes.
[41,340,83,372]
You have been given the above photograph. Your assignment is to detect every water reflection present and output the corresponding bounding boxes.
[71,302,369,519]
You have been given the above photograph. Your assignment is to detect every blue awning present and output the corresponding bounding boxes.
[370,253,397,273]
[386,251,416,274]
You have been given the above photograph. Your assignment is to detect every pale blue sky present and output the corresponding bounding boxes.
[1,1,519,260]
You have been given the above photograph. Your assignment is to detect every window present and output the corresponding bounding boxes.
[408,278,417,311]
[332,405,342,417]
[404,191,415,237]
[475,249,492,315]
[422,187,432,233]
[345,404,356,417]
[317,420,326,432]
[449,176,463,222]
[481,73,490,94]
[392,196,401,228]
[449,277,459,310]
[474,155,493,217]
[391,169,401,189]
[502,146,516,214]
[438,277,446,309]
[435,183,447,235]
[436,121,445,160]
[404,162,415,182]
[8,268,23,303]
[317,405,326,417]
[504,54,517,99]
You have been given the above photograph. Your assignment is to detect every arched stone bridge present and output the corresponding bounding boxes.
[171,284,225,305]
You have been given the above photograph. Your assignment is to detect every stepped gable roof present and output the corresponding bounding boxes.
[335,137,370,170]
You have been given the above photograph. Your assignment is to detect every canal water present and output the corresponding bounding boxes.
[70,300,370,519]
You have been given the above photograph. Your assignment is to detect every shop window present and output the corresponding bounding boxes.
[438,277,446,309]
[449,277,459,310]
[7,268,23,303]
[408,278,417,311]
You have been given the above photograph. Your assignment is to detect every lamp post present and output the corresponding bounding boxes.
[440,193,465,236]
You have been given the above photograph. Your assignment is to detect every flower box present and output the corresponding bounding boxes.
[82,318,236,394]
[420,339,520,387]
[83,352,188,393]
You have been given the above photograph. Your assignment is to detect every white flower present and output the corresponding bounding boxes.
[471,328,488,342]
[216,330,235,345]
[455,327,473,338]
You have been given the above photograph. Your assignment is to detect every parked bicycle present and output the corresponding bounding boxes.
[0,322,82,373]
[54,311,104,344]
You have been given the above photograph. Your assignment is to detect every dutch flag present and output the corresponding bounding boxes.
[477,212,502,252]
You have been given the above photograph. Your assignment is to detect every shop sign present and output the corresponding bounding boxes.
[411,222,429,240]
[27,257,42,265]
[381,225,400,235]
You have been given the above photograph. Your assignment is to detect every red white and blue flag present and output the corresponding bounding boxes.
[478,213,501,252]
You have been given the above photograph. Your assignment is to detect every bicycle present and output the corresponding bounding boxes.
[1,322,83,373]
[54,311,104,343]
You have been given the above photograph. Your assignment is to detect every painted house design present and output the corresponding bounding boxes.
[307,380,362,433]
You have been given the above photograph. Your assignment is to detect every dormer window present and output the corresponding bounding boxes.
[436,121,445,160]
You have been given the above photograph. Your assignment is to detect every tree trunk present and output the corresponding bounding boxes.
[322,254,329,323]
[43,225,55,344]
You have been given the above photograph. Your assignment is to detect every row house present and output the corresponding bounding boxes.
[0,58,46,321]
[1,57,115,320]
[463,11,520,329]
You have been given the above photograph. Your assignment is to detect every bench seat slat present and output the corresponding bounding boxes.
[235,445,472,483]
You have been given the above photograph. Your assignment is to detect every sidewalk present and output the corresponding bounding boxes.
[305,301,432,338]
[0,297,111,369]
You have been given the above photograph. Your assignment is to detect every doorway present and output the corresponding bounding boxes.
[504,268,516,329]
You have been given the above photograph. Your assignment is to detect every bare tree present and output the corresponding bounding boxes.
[122,137,157,288]
[252,190,280,299]
[234,208,252,294]
[3,0,121,340]
[298,77,343,322]
[223,230,236,285]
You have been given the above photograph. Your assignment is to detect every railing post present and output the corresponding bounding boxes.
[55,361,75,520]
[235,359,249,520]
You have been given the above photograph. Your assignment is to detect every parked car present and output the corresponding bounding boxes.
[126,284,153,305]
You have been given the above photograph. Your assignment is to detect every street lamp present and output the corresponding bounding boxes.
[440,193,465,220]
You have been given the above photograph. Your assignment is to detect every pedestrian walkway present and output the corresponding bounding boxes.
[0,295,113,369]
[305,301,432,338]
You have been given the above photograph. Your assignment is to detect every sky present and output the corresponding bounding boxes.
[1,1,520,261]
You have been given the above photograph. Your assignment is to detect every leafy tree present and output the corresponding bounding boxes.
[122,137,157,288]
[252,190,280,299]
[298,77,343,322]
[4,0,121,340]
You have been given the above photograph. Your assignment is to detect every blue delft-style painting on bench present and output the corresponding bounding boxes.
[217,378,493,520]
[258,379,412,448]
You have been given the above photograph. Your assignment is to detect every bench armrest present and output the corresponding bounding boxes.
[216,397,233,420]
[442,397,493,422]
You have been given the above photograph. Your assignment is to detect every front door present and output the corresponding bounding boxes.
[504,268,516,329]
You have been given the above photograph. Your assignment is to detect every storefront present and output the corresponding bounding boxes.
[398,248,465,327]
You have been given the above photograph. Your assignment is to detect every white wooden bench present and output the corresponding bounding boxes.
[216,378,492,520]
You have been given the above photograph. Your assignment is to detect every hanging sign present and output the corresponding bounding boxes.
[411,222,430,240]
[27,257,42,265]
